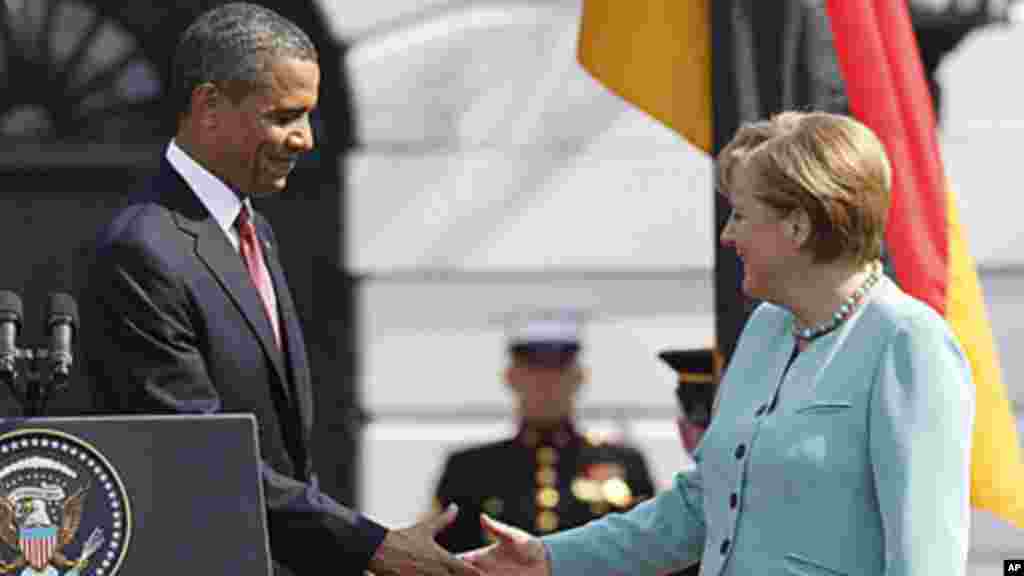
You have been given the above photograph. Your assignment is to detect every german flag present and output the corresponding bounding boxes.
[578,0,1024,528]
[826,0,1024,528]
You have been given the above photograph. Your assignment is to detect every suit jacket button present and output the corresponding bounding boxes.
[720,539,730,554]
[734,444,746,459]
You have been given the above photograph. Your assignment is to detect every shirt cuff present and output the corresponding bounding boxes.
[357,515,389,569]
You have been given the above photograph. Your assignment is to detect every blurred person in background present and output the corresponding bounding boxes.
[433,310,657,553]
[658,347,718,456]
[656,346,719,576]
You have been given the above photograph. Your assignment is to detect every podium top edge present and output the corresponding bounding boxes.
[0,413,258,425]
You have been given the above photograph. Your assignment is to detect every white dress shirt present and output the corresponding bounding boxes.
[165,140,278,309]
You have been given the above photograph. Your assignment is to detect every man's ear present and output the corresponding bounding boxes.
[190,83,222,130]
[571,365,587,393]
[503,365,516,391]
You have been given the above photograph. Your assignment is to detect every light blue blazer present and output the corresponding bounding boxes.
[544,276,974,575]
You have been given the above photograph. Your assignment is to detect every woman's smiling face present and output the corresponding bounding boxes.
[719,167,801,302]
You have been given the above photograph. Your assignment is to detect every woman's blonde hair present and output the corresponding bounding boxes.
[716,111,892,265]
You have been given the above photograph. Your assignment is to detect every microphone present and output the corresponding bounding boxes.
[0,291,21,379]
[46,293,77,383]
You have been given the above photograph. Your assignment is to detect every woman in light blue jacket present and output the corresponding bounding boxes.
[462,111,974,576]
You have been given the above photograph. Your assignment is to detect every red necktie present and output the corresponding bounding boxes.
[236,205,281,348]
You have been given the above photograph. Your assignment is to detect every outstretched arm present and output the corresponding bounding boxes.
[541,470,705,575]
[460,514,550,576]
[463,468,705,576]
[82,240,392,571]
[369,504,483,576]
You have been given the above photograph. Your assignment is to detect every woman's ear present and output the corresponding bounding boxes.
[788,210,811,245]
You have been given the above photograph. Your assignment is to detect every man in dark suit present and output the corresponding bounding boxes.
[80,4,479,575]
[434,311,657,553]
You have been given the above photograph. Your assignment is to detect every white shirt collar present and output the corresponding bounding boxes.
[165,140,249,248]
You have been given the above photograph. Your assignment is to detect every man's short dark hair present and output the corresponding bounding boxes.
[170,2,318,121]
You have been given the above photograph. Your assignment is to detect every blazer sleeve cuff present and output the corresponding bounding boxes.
[357,515,389,567]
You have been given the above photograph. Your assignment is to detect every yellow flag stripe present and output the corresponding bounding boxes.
[945,188,1024,527]
[577,0,712,151]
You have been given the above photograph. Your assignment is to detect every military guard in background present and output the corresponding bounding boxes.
[657,346,719,576]
[657,347,719,455]
[433,311,656,553]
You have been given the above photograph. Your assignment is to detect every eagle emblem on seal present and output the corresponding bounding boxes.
[0,479,104,575]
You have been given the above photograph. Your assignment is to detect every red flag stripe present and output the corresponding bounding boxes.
[825,0,949,313]
[825,0,1024,528]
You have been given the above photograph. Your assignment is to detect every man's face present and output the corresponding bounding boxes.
[213,56,320,198]
[506,355,583,424]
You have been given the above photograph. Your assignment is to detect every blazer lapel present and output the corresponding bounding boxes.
[258,217,314,428]
[161,166,291,401]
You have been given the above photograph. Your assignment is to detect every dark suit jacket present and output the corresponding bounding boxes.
[81,158,387,575]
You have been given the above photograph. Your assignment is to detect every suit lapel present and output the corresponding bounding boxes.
[258,218,314,428]
[160,164,291,401]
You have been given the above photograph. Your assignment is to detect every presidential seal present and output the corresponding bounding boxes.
[0,430,130,576]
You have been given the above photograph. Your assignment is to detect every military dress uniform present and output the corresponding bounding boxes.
[658,348,720,441]
[434,419,656,553]
[657,347,720,576]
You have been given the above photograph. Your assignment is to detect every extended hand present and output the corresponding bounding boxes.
[368,504,484,576]
[459,514,550,576]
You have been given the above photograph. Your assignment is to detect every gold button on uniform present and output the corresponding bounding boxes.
[536,466,557,486]
[536,487,560,509]
[537,446,558,466]
[536,510,559,533]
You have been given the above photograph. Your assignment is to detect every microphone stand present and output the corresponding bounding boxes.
[0,353,16,412]
[11,347,62,418]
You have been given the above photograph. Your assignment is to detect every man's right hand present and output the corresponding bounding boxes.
[459,514,550,576]
[368,504,484,576]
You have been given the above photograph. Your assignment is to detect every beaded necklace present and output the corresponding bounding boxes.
[792,260,882,341]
